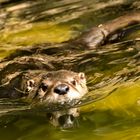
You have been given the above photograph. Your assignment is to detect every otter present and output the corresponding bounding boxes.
[0,11,140,127]
[74,12,140,49]
[0,70,87,128]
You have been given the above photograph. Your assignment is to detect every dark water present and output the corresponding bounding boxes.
[0,0,140,140]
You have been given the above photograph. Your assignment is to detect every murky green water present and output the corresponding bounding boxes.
[0,0,140,139]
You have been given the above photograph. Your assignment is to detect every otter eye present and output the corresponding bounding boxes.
[71,80,76,86]
[40,83,48,92]
[27,80,34,87]
[26,80,35,92]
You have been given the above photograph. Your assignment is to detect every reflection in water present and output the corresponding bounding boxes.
[0,0,140,139]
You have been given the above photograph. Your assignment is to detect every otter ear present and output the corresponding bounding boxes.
[26,79,35,92]
[78,72,85,80]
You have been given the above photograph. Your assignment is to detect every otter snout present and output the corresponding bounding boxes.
[54,84,69,95]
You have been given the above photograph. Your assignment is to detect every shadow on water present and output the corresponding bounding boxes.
[0,0,140,140]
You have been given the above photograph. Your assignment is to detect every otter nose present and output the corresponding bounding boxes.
[54,84,69,95]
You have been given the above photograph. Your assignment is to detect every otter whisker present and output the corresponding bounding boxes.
[0,82,10,87]
[14,87,29,95]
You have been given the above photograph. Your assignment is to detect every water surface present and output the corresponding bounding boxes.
[0,0,140,140]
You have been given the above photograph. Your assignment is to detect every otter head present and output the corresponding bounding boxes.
[32,70,88,105]
[18,70,87,128]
